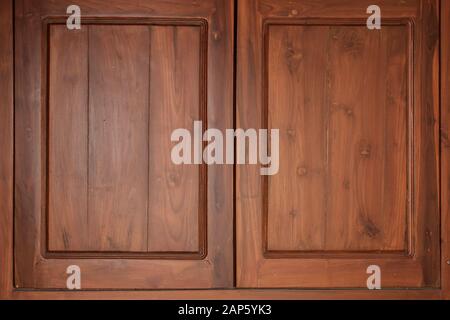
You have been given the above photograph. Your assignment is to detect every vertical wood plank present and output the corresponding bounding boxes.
[414,0,440,287]
[14,0,42,287]
[237,0,438,289]
[442,0,450,299]
[13,0,234,290]
[236,0,262,287]
[266,25,408,252]
[0,0,14,298]
[267,25,328,251]
[48,26,89,251]
[88,25,149,252]
[147,26,201,252]
[326,26,407,251]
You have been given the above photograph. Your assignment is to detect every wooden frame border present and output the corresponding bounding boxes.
[41,18,209,261]
[0,0,449,299]
[0,0,14,300]
[261,18,415,260]
[441,0,450,300]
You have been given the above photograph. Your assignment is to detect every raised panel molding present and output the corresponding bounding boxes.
[261,19,414,258]
[0,0,448,299]
[237,0,440,289]
[43,19,208,260]
[13,0,234,290]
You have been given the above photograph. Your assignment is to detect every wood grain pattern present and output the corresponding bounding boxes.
[88,25,149,252]
[0,0,447,299]
[48,26,89,251]
[14,0,234,289]
[442,0,450,300]
[40,0,216,17]
[325,25,408,252]
[0,0,14,299]
[266,25,329,251]
[7,289,443,300]
[266,24,409,253]
[257,0,419,18]
[148,25,203,253]
[5,0,444,299]
[237,0,440,289]
[413,0,440,288]
[45,23,206,256]
[204,0,235,287]
[14,0,43,288]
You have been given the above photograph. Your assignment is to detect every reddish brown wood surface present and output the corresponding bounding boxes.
[237,0,440,289]
[48,26,89,251]
[47,24,207,255]
[0,0,14,300]
[88,25,150,252]
[14,0,234,289]
[6,289,443,300]
[148,25,204,253]
[266,24,408,253]
[442,0,450,300]
[0,0,448,299]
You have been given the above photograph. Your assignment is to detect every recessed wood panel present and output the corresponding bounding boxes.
[88,25,150,252]
[148,26,203,253]
[266,24,410,254]
[0,0,14,299]
[48,26,89,251]
[46,23,206,256]
[15,0,233,290]
[237,0,440,289]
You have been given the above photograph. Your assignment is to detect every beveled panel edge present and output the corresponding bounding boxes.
[41,18,209,260]
[261,18,415,259]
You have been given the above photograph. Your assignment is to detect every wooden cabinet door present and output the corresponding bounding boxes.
[15,0,233,289]
[237,0,440,288]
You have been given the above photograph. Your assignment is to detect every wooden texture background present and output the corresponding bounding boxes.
[237,0,440,289]
[0,0,449,299]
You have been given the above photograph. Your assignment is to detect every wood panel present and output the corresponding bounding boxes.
[7,289,443,300]
[257,0,420,18]
[266,25,329,251]
[413,0,440,287]
[48,26,89,251]
[325,25,408,252]
[442,0,450,300]
[88,25,149,252]
[15,0,43,288]
[14,0,234,289]
[0,0,14,299]
[46,24,205,256]
[0,0,448,300]
[266,25,408,253]
[237,0,440,289]
[39,0,216,17]
[148,26,203,253]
